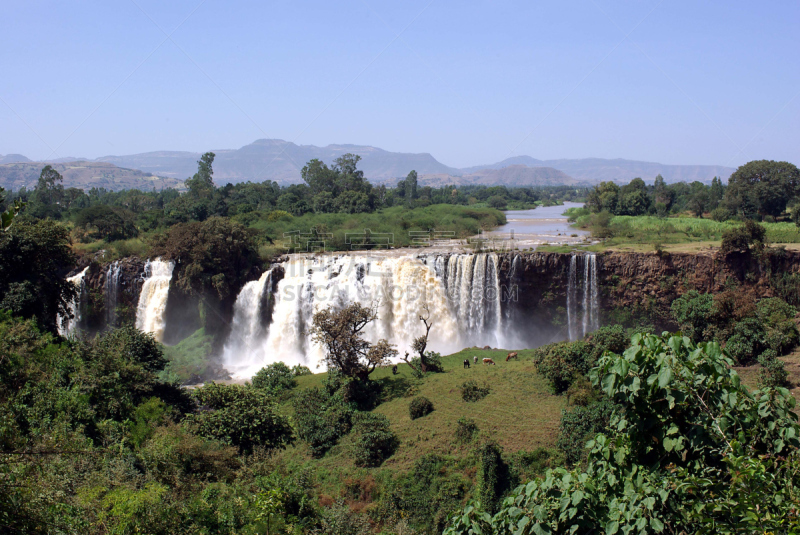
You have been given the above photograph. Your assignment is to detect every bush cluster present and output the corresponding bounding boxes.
[187,383,294,454]
[351,412,398,468]
[672,290,799,365]
[408,396,434,420]
[460,380,491,402]
[454,417,479,443]
[556,398,616,464]
[251,362,297,394]
[291,386,354,457]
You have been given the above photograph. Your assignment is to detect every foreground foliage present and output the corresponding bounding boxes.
[445,333,800,534]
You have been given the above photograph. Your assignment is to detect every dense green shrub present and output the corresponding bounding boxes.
[351,412,398,467]
[315,500,372,535]
[408,396,434,420]
[373,454,470,534]
[509,448,565,482]
[459,379,491,402]
[556,398,616,464]
[585,324,627,358]
[454,417,478,443]
[758,350,789,388]
[251,362,297,394]
[671,290,714,342]
[292,386,354,457]
[187,383,294,454]
[476,442,514,515]
[533,341,592,394]
[710,206,733,222]
[720,219,767,256]
[291,364,313,376]
[756,297,799,354]
[724,316,766,365]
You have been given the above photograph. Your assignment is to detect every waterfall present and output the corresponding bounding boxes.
[223,253,511,378]
[135,259,174,342]
[588,253,599,333]
[567,254,577,340]
[222,269,274,374]
[105,261,122,327]
[58,267,89,337]
[567,253,600,340]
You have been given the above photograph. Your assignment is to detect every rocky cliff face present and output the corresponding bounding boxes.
[74,248,800,347]
[496,249,800,334]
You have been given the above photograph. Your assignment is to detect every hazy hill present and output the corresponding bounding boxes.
[0,154,31,164]
[4,139,737,189]
[418,165,584,188]
[98,139,460,184]
[537,157,735,184]
[0,161,183,192]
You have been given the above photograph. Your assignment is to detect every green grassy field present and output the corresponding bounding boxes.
[270,348,566,496]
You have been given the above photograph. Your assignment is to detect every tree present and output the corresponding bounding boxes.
[0,220,76,332]
[310,303,397,382]
[586,181,620,214]
[75,205,139,241]
[709,176,725,209]
[405,170,418,202]
[726,159,800,218]
[185,152,216,198]
[400,304,442,375]
[34,165,64,205]
[0,187,25,231]
[487,195,507,209]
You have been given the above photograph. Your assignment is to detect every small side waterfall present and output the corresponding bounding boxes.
[567,254,577,340]
[105,261,122,327]
[135,259,174,342]
[567,253,599,340]
[58,267,89,337]
[222,269,274,374]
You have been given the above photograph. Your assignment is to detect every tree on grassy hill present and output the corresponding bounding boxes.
[311,303,397,383]
[726,159,800,218]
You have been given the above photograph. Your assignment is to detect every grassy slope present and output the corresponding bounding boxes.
[272,348,566,496]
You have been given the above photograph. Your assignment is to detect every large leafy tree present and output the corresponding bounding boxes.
[725,159,800,218]
[0,219,76,332]
[445,333,800,534]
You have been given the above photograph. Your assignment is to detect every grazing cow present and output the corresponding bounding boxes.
[506,352,518,362]
[392,365,398,375]
[473,356,478,364]
[463,359,470,369]
[483,358,496,365]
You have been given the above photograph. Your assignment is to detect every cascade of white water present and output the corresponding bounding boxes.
[222,269,274,376]
[135,259,174,342]
[58,267,89,337]
[105,261,121,327]
[505,254,521,323]
[589,253,599,332]
[567,254,577,340]
[582,254,591,337]
[225,253,514,378]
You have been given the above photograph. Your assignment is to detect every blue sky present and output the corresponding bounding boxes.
[1,0,798,168]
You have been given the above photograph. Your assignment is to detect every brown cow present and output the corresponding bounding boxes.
[506,352,518,362]
[482,358,496,365]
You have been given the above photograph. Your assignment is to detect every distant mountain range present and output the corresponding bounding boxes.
[0,140,736,191]
[0,161,183,191]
